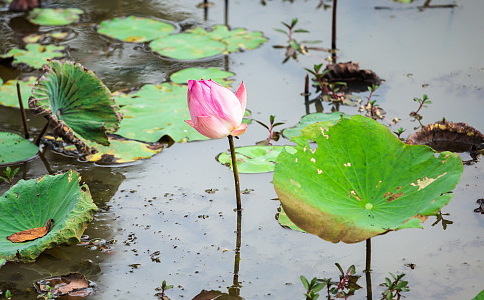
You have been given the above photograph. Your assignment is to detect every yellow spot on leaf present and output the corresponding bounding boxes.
[344,162,352,167]
[317,169,323,174]
[410,173,447,191]
[310,157,316,163]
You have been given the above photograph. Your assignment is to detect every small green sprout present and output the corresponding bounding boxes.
[0,167,20,186]
[379,273,410,300]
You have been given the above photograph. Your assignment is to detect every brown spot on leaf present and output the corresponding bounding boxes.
[385,192,404,203]
[7,219,53,243]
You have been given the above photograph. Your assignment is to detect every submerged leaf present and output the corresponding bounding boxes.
[35,273,92,298]
[0,170,97,262]
[273,115,463,243]
[29,60,122,154]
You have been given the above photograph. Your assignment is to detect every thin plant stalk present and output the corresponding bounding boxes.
[228,135,242,212]
[16,81,30,139]
[331,0,337,62]
[365,238,373,300]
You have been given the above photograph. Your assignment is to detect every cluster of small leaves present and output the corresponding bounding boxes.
[410,94,432,129]
[37,284,54,300]
[2,289,12,300]
[306,64,358,107]
[431,210,453,230]
[154,280,174,299]
[360,84,386,120]
[301,264,361,300]
[255,115,285,145]
[379,273,410,300]
[273,18,322,63]
[300,275,325,300]
[0,167,19,186]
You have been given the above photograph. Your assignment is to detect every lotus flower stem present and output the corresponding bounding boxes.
[228,135,242,212]
[365,238,373,299]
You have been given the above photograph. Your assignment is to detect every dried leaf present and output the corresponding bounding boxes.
[36,273,92,298]
[7,219,53,243]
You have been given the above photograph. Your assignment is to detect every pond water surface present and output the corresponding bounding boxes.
[0,0,483,299]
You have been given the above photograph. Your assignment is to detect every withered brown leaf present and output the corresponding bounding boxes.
[7,219,53,243]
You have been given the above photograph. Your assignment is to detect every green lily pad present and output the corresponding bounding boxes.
[203,25,268,52]
[170,67,234,87]
[0,131,39,165]
[29,60,121,154]
[217,145,284,173]
[28,8,83,26]
[283,112,350,139]
[0,76,37,108]
[0,44,65,69]
[0,170,97,262]
[150,33,226,60]
[150,25,267,60]
[473,290,484,300]
[97,16,176,43]
[273,115,463,243]
[113,82,207,143]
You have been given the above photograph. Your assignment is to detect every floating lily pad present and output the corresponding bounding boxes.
[29,60,122,154]
[0,131,39,165]
[273,115,463,243]
[0,44,65,69]
[28,8,83,26]
[203,25,268,52]
[170,67,234,87]
[282,112,349,139]
[0,76,37,108]
[113,82,207,143]
[217,145,284,173]
[97,16,176,43]
[0,170,97,262]
[150,33,226,60]
[150,25,267,60]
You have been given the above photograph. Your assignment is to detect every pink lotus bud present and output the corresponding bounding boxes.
[185,79,247,139]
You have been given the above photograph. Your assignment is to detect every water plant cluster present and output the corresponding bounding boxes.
[0,0,483,299]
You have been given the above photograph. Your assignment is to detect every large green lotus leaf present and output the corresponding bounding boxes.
[217,145,284,173]
[205,25,268,52]
[43,135,166,164]
[28,8,83,26]
[283,112,350,139]
[0,132,39,165]
[150,33,226,60]
[0,76,37,108]
[276,205,306,233]
[113,82,207,143]
[97,16,176,43]
[273,115,463,243]
[170,67,234,87]
[29,60,121,154]
[0,44,65,69]
[0,170,97,262]
[473,290,484,300]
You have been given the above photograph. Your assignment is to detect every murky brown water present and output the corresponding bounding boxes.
[1,0,484,299]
